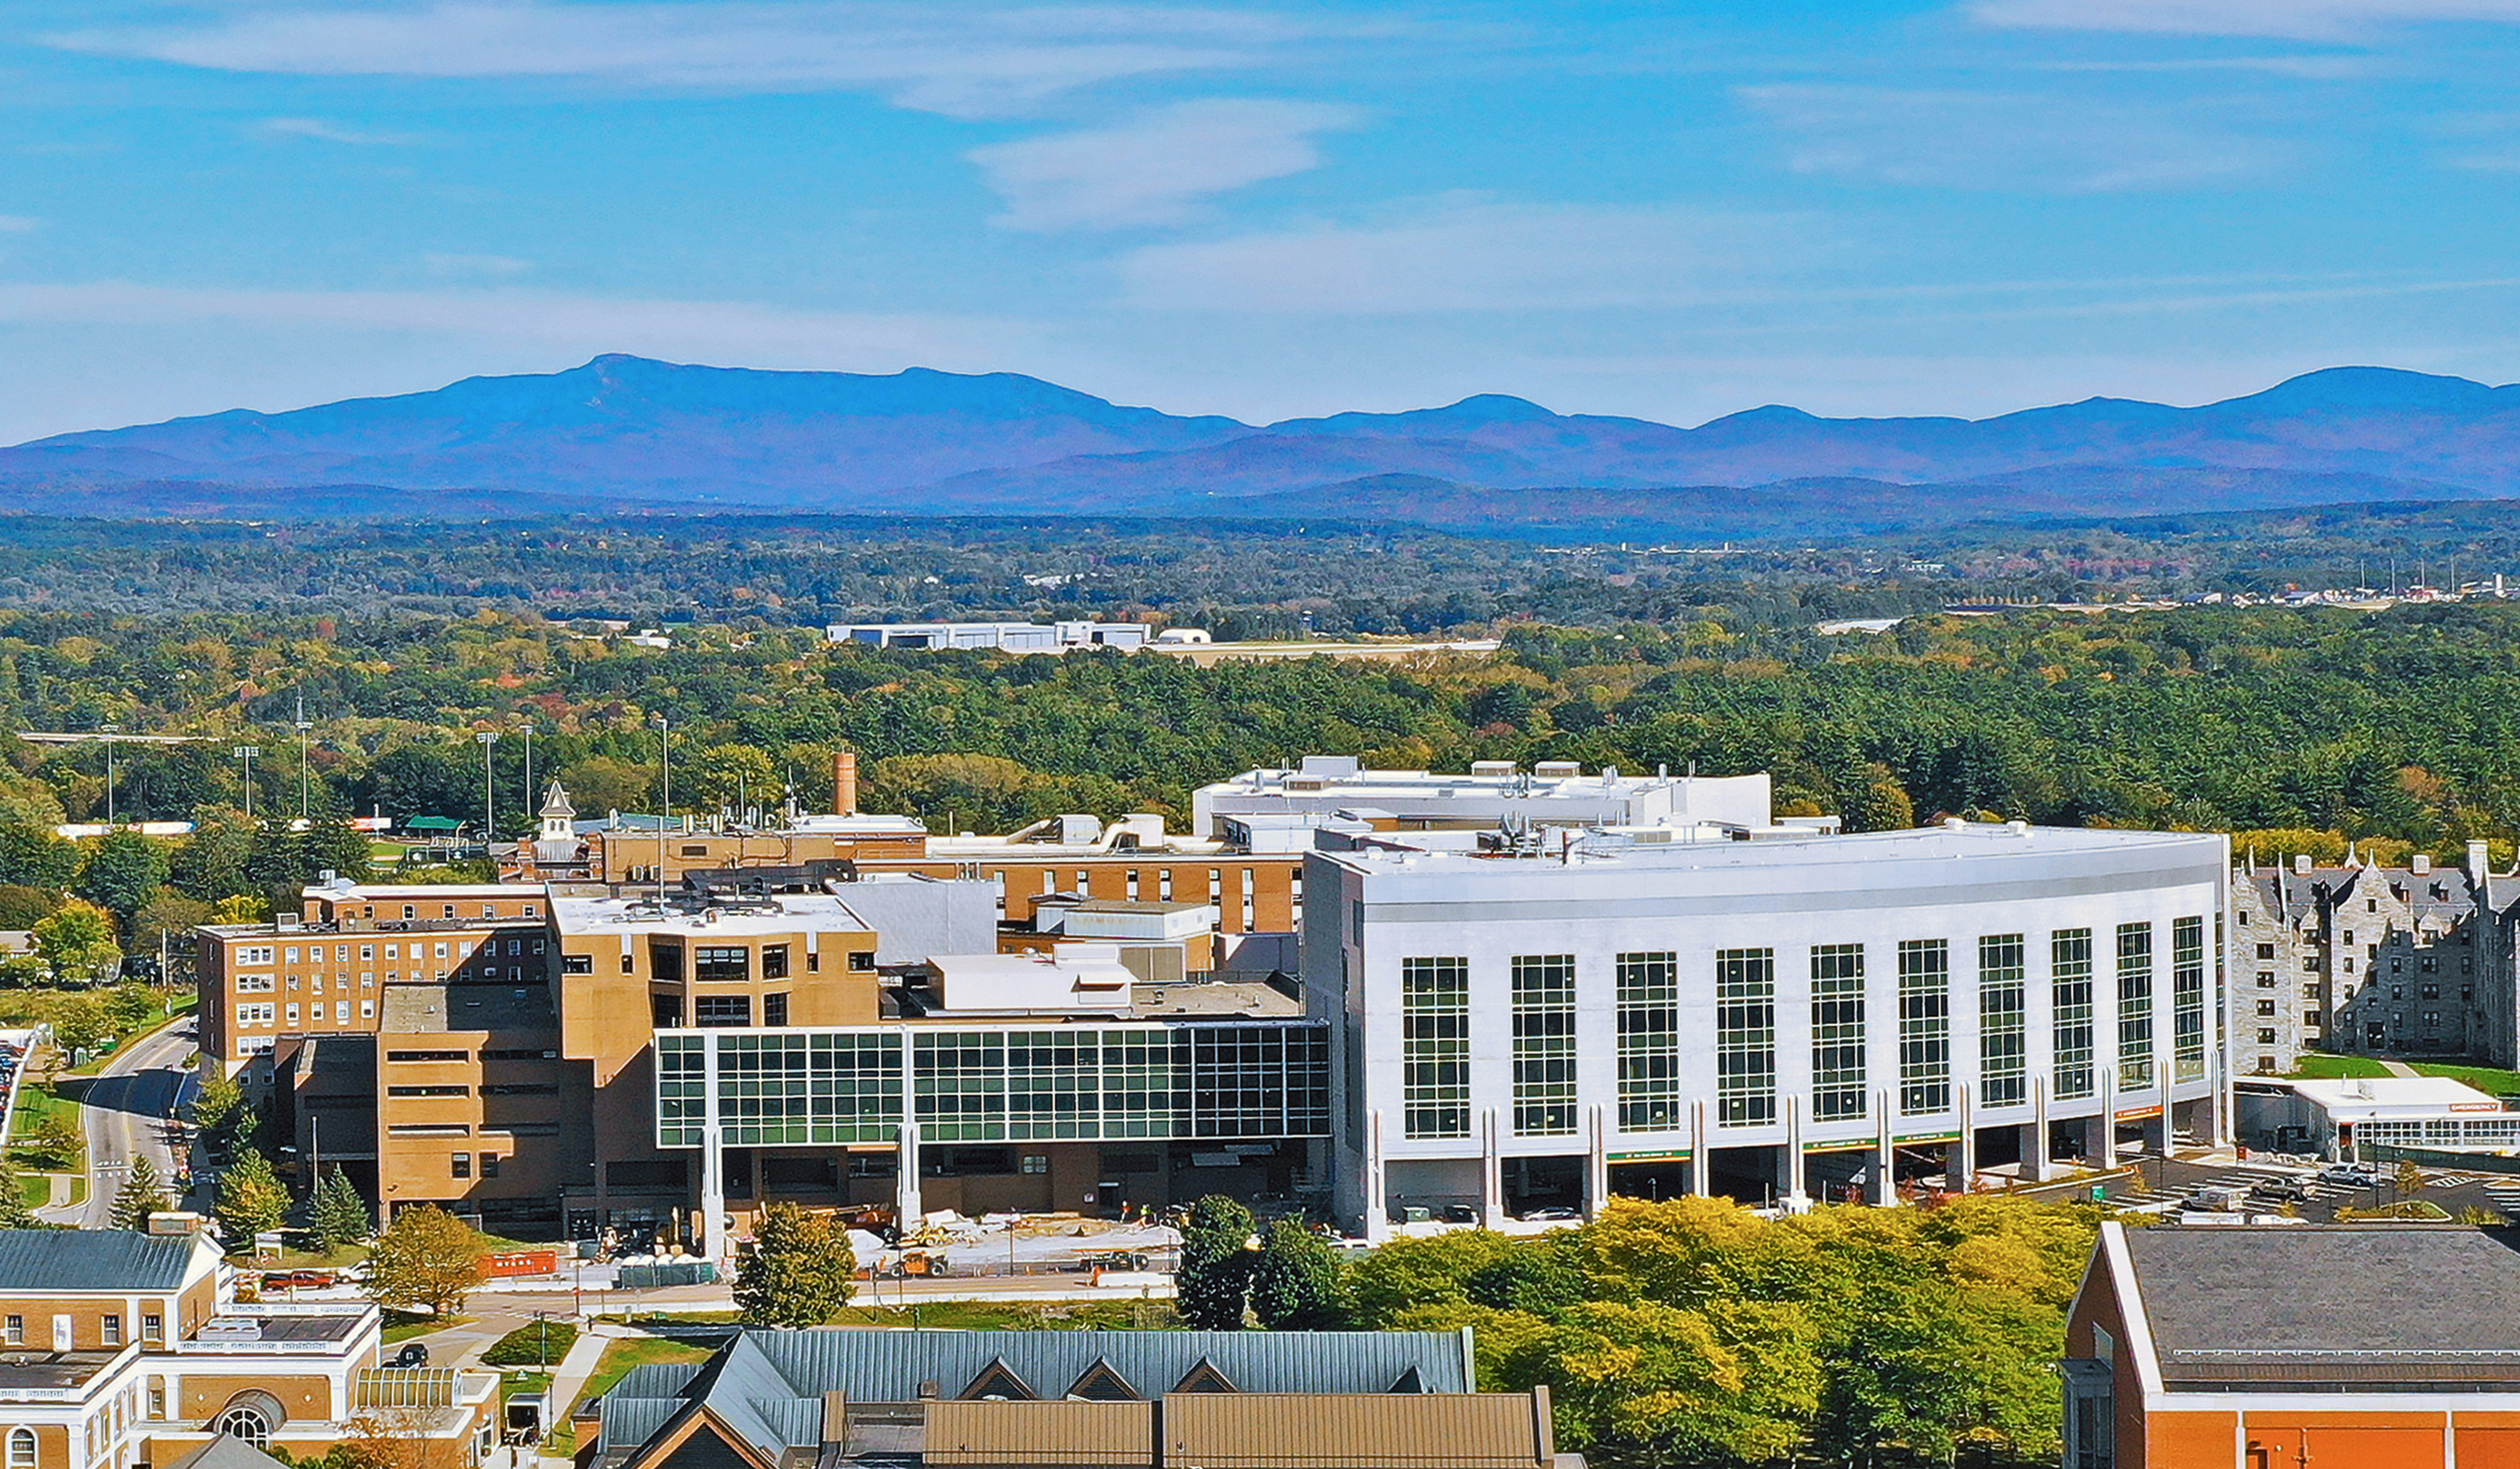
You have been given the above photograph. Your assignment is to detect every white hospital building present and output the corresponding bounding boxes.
[1303,818,2230,1234]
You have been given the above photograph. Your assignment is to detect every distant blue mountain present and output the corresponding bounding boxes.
[4,356,2517,532]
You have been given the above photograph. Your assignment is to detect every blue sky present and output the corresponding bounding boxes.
[6,0,2520,441]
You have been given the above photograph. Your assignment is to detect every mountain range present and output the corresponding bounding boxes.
[4,354,2517,535]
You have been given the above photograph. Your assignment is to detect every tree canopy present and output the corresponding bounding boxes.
[1351,1196,2097,1468]
[732,1202,856,1328]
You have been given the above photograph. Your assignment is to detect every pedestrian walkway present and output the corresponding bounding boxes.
[537,1322,620,1463]
[2380,1061,2421,1077]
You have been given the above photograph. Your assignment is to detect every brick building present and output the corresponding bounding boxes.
[2067,1220,2520,1469]
[0,1228,492,1469]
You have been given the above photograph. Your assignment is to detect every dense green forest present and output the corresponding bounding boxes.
[2,502,2516,626]
[0,597,2513,882]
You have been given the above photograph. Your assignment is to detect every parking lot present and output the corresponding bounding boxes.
[2090,1155,2520,1224]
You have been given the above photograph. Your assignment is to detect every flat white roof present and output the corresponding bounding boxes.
[548,891,871,938]
[306,883,537,899]
[2276,1075,2508,1119]
[1321,818,2220,876]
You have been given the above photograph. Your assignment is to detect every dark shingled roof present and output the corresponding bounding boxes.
[2126,1226,2520,1385]
[0,1229,202,1291]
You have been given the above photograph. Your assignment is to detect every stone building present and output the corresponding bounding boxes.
[2229,842,2500,1076]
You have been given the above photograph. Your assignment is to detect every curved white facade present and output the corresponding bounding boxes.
[1304,821,2229,1232]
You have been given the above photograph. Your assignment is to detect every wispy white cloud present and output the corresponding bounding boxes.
[1738,84,2290,192]
[1117,196,1797,313]
[969,99,1360,231]
[1973,0,2520,41]
[0,280,1014,363]
[257,116,424,146]
[48,2,1330,119]
[0,216,38,233]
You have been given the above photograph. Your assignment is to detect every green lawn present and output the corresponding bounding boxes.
[830,1299,1174,1331]
[10,1085,78,1138]
[15,1174,45,1209]
[559,1334,716,1451]
[2287,1055,2520,1096]
[382,1310,466,1344]
[2408,1062,2520,1097]
[483,1320,580,1369]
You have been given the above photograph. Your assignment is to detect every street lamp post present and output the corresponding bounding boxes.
[233,746,260,821]
[100,723,120,826]
[521,723,535,814]
[477,732,500,843]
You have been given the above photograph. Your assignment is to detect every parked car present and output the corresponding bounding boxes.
[1437,1204,1479,1224]
[2249,1176,2308,1203]
[261,1269,336,1291]
[2319,1163,2382,1188]
[1520,1205,1582,1223]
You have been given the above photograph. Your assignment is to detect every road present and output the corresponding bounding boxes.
[40,1017,199,1228]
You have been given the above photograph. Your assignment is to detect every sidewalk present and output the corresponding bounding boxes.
[537,1322,620,1463]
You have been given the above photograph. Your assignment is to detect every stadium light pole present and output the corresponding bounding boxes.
[293,693,312,822]
[234,746,259,821]
[477,732,500,844]
[652,714,670,905]
[100,724,120,827]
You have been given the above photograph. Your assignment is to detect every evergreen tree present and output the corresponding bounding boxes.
[311,1168,372,1248]
[215,1147,289,1246]
[0,1158,42,1229]
[1249,1218,1343,1330]
[304,793,372,884]
[244,817,310,904]
[1176,1195,1258,1330]
[74,832,171,927]
[732,1202,857,1328]
[110,1156,170,1230]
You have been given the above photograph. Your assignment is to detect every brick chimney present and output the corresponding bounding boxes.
[833,750,858,817]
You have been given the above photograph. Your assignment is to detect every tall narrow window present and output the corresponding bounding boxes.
[2173,915,2207,1083]
[1980,934,2028,1108]
[1898,939,1951,1115]
[1616,952,1680,1132]
[1401,958,1471,1139]
[1715,948,1776,1126]
[1810,945,1866,1121]
[2054,929,2095,1099]
[1511,955,1577,1136]
[2117,922,2154,1090]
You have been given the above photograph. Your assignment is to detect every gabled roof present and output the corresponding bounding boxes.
[161,1437,293,1469]
[0,1228,206,1291]
[597,1330,1477,1465]
[1065,1358,1139,1402]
